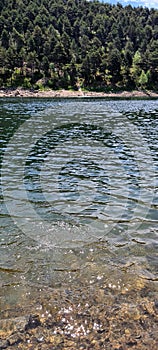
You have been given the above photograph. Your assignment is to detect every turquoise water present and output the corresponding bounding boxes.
[0,98,158,310]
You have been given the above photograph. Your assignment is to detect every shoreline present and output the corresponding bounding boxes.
[0,88,158,98]
[0,276,158,349]
[1,262,158,349]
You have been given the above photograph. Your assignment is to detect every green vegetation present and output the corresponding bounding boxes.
[0,0,158,91]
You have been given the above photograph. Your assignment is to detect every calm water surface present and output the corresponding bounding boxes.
[0,98,158,310]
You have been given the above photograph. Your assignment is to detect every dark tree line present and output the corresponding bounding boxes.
[0,0,158,90]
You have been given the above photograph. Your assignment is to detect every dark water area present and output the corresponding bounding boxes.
[0,98,158,347]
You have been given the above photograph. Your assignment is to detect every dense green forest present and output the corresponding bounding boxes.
[0,0,158,91]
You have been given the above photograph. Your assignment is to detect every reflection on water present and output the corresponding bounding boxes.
[0,98,158,312]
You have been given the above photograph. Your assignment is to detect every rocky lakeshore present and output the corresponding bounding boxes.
[0,88,158,99]
[0,274,158,350]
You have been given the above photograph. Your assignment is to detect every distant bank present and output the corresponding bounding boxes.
[0,88,158,98]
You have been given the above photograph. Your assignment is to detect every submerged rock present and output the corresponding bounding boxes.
[0,279,157,349]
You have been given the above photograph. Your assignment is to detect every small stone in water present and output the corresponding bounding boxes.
[25,315,41,330]
[154,300,158,308]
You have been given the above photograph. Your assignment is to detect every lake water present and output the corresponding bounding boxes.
[0,98,158,314]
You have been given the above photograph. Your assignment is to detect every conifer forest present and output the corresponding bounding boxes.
[0,0,158,91]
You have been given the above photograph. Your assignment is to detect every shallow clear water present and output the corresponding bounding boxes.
[0,98,158,310]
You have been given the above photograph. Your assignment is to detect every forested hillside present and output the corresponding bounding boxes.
[0,0,158,90]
